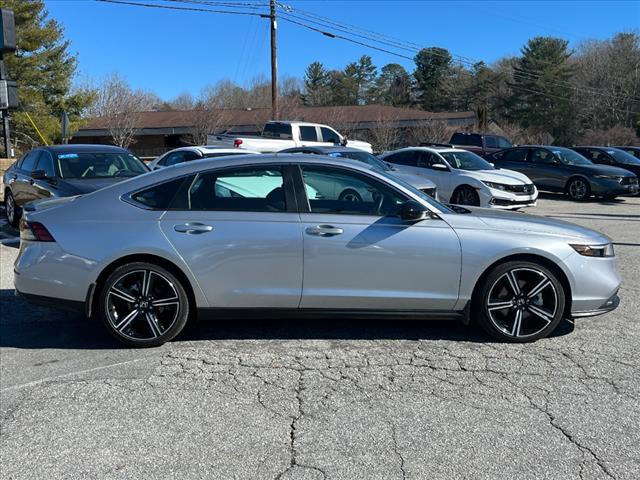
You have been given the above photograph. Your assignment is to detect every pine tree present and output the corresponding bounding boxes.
[1,0,94,150]
[376,63,412,106]
[302,61,329,106]
[413,47,453,111]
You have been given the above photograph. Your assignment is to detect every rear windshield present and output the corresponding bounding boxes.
[450,133,482,147]
[56,152,148,179]
[262,123,293,140]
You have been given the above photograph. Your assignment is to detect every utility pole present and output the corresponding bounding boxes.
[0,54,11,157]
[269,0,278,120]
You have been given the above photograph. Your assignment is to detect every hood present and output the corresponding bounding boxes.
[461,168,532,185]
[447,206,609,242]
[389,169,437,189]
[573,163,637,177]
[345,139,373,153]
[60,177,132,194]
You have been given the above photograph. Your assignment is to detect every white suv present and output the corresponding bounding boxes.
[380,146,537,209]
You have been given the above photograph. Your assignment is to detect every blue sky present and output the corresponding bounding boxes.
[46,0,639,100]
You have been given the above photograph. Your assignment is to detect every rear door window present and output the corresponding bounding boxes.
[131,176,193,209]
[299,126,319,142]
[385,151,417,166]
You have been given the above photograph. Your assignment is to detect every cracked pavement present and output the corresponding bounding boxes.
[1,194,639,479]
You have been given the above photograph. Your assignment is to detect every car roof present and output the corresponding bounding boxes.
[573,146,626,150]
[166,146,259,154]
[40,144,130,154]
[281,146,367,154]
[385,146,466,154]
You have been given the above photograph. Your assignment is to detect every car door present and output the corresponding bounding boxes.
[12,150,42,205]
[296,164,461,310]
[29,149,58,201]
[529,148,566,191]
[499,148,535,180]
[415,151,453,200]
[298,125,322,147]
[159,164,303,308]
[319,127,342,147]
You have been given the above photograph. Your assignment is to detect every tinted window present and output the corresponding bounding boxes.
[385,151,417,166]
[531,149,556,164]
[502,149,528,163]
[262,123,293,140]
[497,137,512,148]
[131,177,189,209]
[485,136,498,148]
[450,133,482,147]
[188,167,287,212]
[299,126,318,142]
[20,151,40,172]
[320,127,340,144]
[161,151,201,167]
[301,166,405,216]
[35,151,56,177]
[606,149,640,166]
[416,151,439,168]
[57,152,148,178]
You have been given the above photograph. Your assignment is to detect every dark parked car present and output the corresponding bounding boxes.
[3,144,149,227]
[449,132,512,158]
[488,146,639,201]
[571,146,640,179]
[615,145,640,160]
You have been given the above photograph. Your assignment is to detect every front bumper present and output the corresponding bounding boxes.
[571,292,620,318]
[591,178,639,197]
[482,188,538,209]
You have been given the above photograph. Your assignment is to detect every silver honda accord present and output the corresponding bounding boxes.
[14,154,621,347]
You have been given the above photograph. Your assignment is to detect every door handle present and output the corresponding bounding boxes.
[174,222,214,234]
[305,225,344,237]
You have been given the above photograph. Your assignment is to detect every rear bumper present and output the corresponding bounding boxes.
[15,288,85,312]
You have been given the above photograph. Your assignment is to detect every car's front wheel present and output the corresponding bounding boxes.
[451,186,480,206]
[5,190,21,228]
[98,262,190,347]
[566,177,590,201]
[475,261,566,342]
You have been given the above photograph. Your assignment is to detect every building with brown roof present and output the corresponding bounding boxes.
[72,105,477,157]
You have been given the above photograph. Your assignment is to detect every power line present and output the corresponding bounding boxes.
[96,0,269,17]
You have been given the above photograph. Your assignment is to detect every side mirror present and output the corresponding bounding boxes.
[31,170,47,180]
[340,136,348,146]
[431,163,448,171]
[400,201,433,222]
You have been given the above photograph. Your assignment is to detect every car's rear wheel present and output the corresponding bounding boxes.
[98,262,190,347]
[475,261,565,342]
[566,178,590,201]
[5,190,21,228]
[451,186,480,206]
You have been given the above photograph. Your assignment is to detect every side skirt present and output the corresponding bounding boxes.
[196,308,466,322]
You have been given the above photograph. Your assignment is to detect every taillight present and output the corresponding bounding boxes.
[20,220,55,242]
[233,139,243,148]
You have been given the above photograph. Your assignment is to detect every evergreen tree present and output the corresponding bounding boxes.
[302,61,329,106]
[376,63,412,106]
[1,0,94,150]
[413,47,453,111]
[509,37,575,143]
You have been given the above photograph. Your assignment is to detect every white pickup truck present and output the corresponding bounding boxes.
[207,121,373,153]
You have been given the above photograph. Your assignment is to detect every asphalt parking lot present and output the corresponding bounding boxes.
[1,194,639,480]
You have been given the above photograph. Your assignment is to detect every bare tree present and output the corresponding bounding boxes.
[89,74,158,148]
[407,120,454,145]
[366,114,400,153]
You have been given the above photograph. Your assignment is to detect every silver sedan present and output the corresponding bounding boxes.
[15,155,621,347]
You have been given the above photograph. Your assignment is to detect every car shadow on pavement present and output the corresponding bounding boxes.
[0,288,575,349]
[537,191,633,205]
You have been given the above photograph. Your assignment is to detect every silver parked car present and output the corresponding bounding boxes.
[15,155,621,347]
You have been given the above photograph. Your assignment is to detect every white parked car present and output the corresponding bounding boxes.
[207,121,373,153]
[148,146,260,170]
[380,146,537,209]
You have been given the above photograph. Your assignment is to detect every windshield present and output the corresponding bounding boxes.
[552,148,592,166]
[607,149,640,166]
[440,151,493,171]
[378,170,453,214]
[57,152,149,179]
[327,151,392,171]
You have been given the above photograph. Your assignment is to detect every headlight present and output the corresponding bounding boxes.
[570,243,615,257]
[593,175,622,183]
[482,181,508,191]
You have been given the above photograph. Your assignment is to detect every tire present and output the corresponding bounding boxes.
[474,261,566,342]
[451,185,480,206]
[566,177,591,201]
[338,189,362,202]
[97,262,190,347]
[5,190,21,228]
